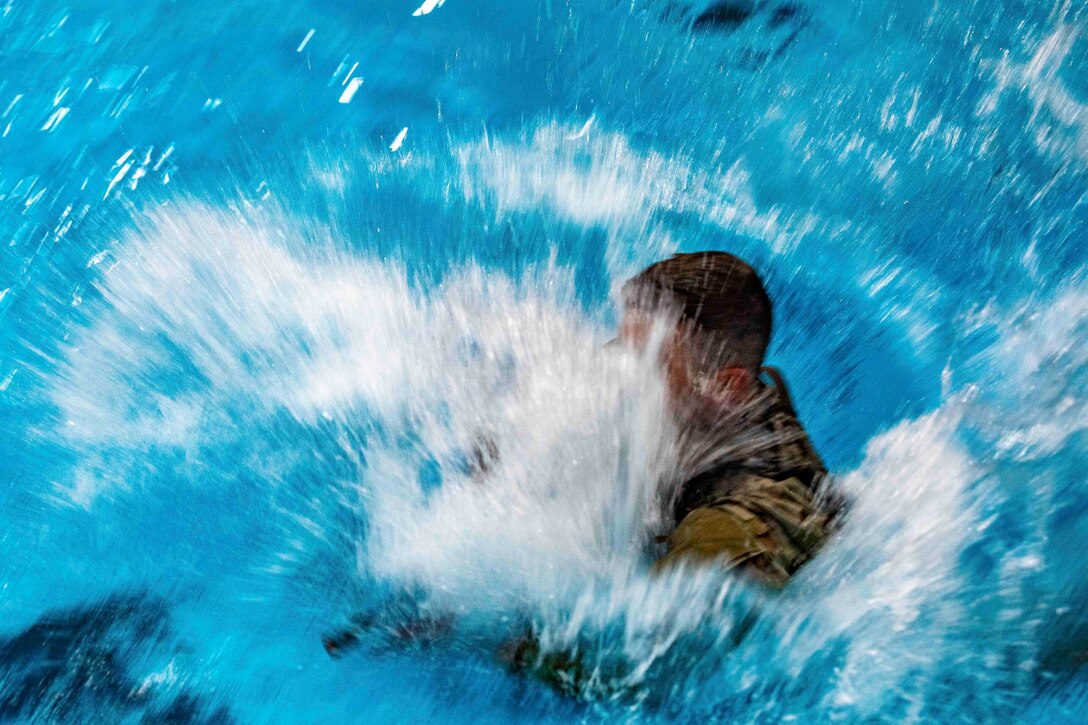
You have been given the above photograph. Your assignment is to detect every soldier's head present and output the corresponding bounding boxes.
[619,251,772,405]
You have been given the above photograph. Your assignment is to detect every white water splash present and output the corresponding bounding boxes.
[980,24,1088,166]
[412,0,446,18]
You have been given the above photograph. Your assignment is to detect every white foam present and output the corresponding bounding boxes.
[368,336,675,610]
[412,0,446,17]
[40,107,69,132]
[296,29,315,53]
[455,123,774,244]
[339,77,363,104]
[971,285,1088,460]
[389,127,408,152]
[980,24,1088,166]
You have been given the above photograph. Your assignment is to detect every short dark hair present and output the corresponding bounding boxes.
[622,251,772,370]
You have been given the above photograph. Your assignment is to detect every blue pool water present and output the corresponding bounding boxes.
[1,0,1087,721]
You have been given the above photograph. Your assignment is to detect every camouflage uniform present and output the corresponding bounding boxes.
[653,367,843,586]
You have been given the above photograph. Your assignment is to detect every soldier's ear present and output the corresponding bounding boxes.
[705,366,755,406]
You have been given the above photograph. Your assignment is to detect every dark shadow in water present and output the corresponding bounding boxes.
[655,1,811,71]
[691,2,755,31]
[0,593,232,723]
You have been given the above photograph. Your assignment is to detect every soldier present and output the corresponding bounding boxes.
[500,252,846,695]
[326,252,846,688]
[620,251,843,584]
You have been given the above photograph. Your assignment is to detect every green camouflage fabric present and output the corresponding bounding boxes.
[655,366,843,585]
